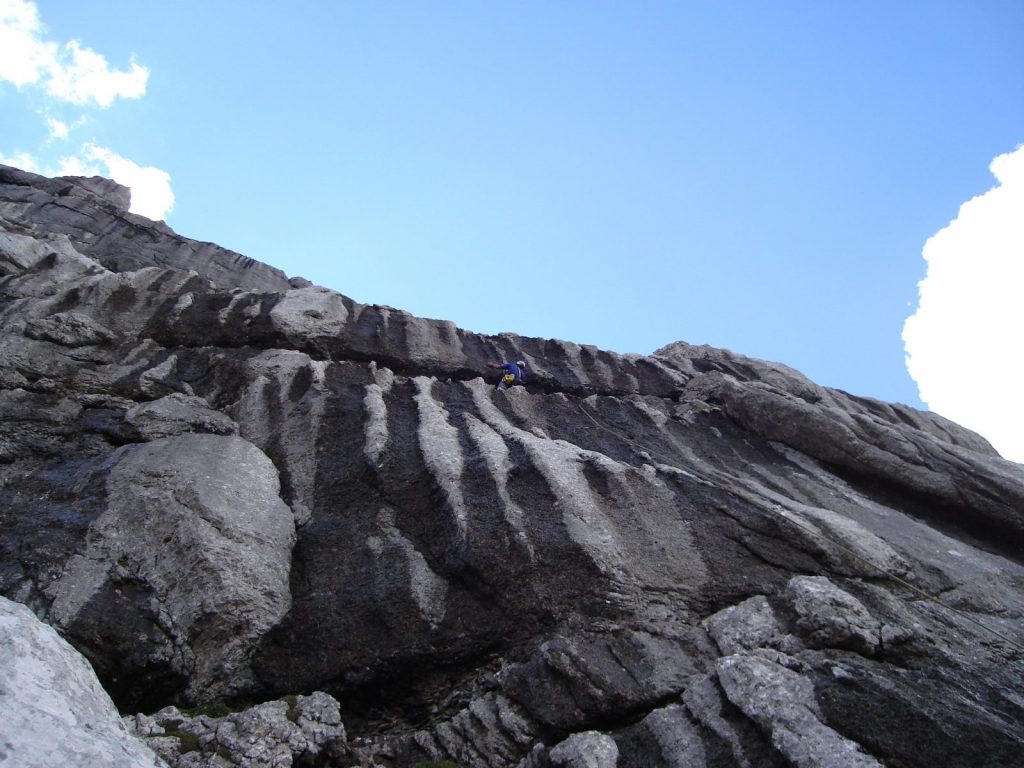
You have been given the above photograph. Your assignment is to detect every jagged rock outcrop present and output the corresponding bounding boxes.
[127,691,345,767]
[2,163,1023,768]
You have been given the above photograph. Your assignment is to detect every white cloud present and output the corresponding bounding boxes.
[0,0,148,107]
[57,143,175,221]
[45,41,148,107]
[0,150,38,172]
[46,116,69,138]
[53,153,96,178]
[0,0,51,87]
[903,145,1024,464]
[0,3,170,220]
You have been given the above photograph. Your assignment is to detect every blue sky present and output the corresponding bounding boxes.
[2,1,1023,461]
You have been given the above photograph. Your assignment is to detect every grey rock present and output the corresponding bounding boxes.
[501,630,701,731]
[388,692,539,768]
[24,310,117,347]
[715,651,883,768]
[125,393,239,439]
[664,351,1024,553]
[516,743,553,768]
[2,164,1024,768]
[45,434,296,705]
[614,704,707,768]
[1,163,291,291]
[680,672,782,768]
[784,576,882,656]
[702,594,799,656]
[549,731,619,768]
[58,173,133,210]
[0,596,168,768]
[129,691,344,768]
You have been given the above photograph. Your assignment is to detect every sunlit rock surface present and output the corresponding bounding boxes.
[0,596,167,768]
[2,163,1023,768]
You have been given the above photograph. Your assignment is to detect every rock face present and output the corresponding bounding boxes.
[1,162,1023,768]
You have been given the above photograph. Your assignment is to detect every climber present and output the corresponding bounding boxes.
[487,359,526,390]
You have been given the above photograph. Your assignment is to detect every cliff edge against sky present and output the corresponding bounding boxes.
[1,164,1022,768]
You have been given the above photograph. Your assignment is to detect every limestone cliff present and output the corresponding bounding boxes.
[1,163,1022,768]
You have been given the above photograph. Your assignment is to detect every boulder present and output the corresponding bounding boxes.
[549,731,620,768]
[44,434,296,708]
[715,651,882,768]
[0,596,167,768]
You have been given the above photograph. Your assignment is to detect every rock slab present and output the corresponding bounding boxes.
[0,596,168,768]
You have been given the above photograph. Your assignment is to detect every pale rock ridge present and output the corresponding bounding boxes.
[363,381,391,467]
[415,375,470,541]
[1,163,1023,767]
[715,651,883,768]
[464,412,535,558]
[229,349,330,527]
[368,507,449,629]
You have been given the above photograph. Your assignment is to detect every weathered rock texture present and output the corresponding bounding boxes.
[0,595,168,767]
[127,691,345,767]
[2,163,1023,768]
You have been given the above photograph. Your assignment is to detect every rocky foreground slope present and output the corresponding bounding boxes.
[1,163,1022,768]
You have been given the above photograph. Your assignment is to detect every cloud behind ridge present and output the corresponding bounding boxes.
[903,145,1024,463]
